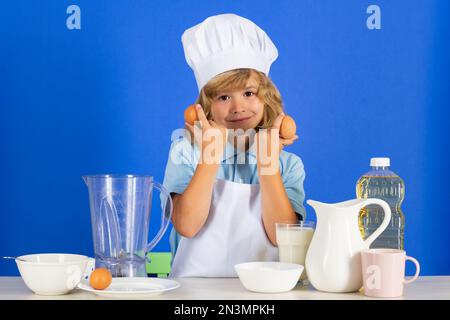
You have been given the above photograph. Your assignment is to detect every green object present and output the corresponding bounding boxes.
[146,252,172,278]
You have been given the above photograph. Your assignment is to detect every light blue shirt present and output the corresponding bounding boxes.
[160,133,306,258]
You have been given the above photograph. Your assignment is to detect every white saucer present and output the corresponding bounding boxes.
[77,277,180,298]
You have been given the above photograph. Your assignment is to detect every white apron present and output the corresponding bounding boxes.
[169,179,278,278]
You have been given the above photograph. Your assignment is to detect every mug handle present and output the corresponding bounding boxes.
[146,182,173,254]
[362,199,392,247]
[403,256,420,284]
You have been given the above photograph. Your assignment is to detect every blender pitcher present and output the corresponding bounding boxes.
[83,174,173,277]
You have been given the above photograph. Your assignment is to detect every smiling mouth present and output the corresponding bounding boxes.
[228,116,253,123]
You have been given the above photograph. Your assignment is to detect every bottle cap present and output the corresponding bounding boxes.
[370,157,390,167]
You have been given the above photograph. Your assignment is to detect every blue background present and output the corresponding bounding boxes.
[1,0,449,276]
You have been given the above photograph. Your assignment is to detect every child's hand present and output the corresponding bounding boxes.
[274,113,299,152]
[185,104,228,164]
[260,113,299,154]
[255,113,298,175]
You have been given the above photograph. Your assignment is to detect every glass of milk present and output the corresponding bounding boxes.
[275,221,315,284]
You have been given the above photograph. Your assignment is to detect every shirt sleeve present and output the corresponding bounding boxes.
[162,136,197,196]
[280,153,307,220]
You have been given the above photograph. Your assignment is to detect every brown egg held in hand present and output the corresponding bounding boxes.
[89,268,112,290]
[184,104,198,125]
[280,115,297,139]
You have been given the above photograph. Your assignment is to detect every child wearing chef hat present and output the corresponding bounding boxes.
[162,14,306,277]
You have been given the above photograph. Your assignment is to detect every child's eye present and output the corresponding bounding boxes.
[244,91,256,97]
[217,95,229,101]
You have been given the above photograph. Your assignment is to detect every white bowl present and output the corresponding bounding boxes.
[234,261,303,293]
[15,253,91,295]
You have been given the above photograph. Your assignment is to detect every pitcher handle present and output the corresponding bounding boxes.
[362,198,392,247]
[146,182,173,254]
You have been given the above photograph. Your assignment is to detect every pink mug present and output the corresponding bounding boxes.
[361,249,420,298]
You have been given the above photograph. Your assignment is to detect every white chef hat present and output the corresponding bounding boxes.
[182,13,279,91]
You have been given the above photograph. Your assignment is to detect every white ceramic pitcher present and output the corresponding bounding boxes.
[305,198,391,293]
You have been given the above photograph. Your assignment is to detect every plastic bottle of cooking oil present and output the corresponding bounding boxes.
[356,157,405,249]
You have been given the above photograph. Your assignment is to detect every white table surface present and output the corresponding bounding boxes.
[1,276,449,300]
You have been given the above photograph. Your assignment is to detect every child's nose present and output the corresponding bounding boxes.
[230,98,247,114]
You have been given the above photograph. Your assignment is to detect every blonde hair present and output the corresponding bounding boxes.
[196,69,283,129]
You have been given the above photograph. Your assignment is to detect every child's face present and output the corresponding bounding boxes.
[209,75,264,131]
